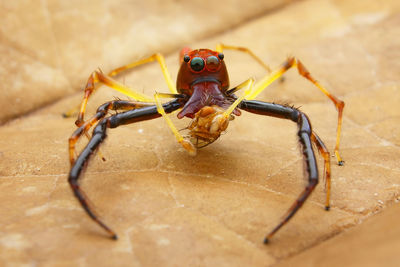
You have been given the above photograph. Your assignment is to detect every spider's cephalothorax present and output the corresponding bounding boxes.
[68,44,345,243]
[176,49,240,148]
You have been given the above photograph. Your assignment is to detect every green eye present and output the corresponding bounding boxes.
[190,57,205,72]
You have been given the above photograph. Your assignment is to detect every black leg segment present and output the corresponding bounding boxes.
[239,100,320,243]
[68,98,183,239]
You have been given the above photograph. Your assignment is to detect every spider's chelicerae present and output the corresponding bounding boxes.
[68,44,344,243]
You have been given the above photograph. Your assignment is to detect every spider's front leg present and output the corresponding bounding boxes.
[68,98,183,239]
[239,99,331,243]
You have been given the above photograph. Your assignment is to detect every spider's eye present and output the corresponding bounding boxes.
[206,56,220,71]
[190,57,205,72]
[183,55,190,62]
[218,53,224,60]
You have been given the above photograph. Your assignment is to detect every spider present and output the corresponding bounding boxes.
[68,44,345,243]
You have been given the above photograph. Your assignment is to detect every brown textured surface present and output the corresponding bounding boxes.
[278,203,400,267]
[1,0,400,266]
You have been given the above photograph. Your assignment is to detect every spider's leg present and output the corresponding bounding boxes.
[83,100,152,162]
[222,78,254,118]
[108,53,177,94]
[154,92,196,155]
[239,99,321,243]
[69,100,154,165]
[311,132,331,210]
[246,57,345,165]
[69,53,177,126]
[73,69,154,126]
[216,43,272,73]
[68,99,183,239]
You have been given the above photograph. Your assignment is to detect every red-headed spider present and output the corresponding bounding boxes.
[68,44,344,243]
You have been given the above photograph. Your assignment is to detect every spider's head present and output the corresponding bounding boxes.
[176,48,229,96]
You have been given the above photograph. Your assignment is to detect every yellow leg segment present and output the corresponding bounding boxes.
[69,52,176,125]
[74,69,154,126]
[311,132,331,209]
[223,78,254,118]
[96,69,154,102]
[108,53,177,94]
[247,57,345,165]
[154,93,196,156]
[216,43,272,73]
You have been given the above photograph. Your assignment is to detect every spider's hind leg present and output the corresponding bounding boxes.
[311,131,331,210]
[247,57,345,165]
[73,69,155,127]
[216,43,273,73]
[65,52,177,126]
